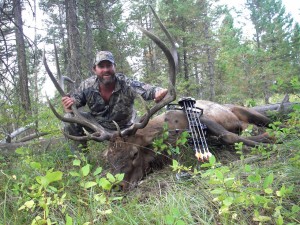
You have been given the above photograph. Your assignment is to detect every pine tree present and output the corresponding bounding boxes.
[246,0,294,103]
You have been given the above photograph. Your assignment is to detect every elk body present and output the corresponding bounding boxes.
[106,100,274,189]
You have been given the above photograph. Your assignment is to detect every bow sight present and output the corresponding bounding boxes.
[167,97,212,161]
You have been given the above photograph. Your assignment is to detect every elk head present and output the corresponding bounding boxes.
[44,6,178,190]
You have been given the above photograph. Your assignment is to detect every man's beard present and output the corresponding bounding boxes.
[99,73,116,85]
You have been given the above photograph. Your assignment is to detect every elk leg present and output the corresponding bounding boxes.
[201,116,268,147]
[229,106,271,126]
[246,132,275,143]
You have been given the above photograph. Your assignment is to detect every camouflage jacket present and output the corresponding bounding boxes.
[72,73,160,130]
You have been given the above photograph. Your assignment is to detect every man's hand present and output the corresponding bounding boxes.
[154,88,168,103]
[62,96,75,113]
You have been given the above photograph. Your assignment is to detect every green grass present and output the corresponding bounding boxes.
[1,110,299,225]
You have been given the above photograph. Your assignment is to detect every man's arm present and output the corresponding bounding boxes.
[122,74,168,102]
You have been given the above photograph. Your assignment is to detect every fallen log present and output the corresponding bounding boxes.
[0,137,64,155]
[251,102,299,116]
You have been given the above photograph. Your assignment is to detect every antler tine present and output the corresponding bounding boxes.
[43,50,116,141]
[121,6,178,136]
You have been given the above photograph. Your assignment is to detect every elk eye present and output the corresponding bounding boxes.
[130,149,139,159]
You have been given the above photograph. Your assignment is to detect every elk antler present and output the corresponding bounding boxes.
[43,6,178,141]
[121,5,178,136]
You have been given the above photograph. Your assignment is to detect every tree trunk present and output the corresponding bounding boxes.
[194,62,203,98]
[202,1,215,101]
[204,23,215,101]
[182,35,189,81]
[58,3,68,72]
[83,0,94,73]
[13,0,31,115]
[65,0,82,88]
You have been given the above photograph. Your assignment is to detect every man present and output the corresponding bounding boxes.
[62,51,167,151]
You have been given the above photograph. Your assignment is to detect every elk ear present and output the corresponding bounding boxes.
[130,147,139,160]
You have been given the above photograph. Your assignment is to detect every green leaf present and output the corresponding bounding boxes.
[219,205,229,214]
[223,197,234,206]
[211,188,225,194]
[200,163,212,168]
[115,173,125,182]
[276,185,291,197]
[247,173,261,183]
[291,205,300,214]
[276,215,283,225]
[30,216,47,225]
[97,209,112,215]
[111,196,123,201]
[15,147,27,155]
[73,159,81,166]
[69,171,80,177]
[264,188,273,194]
[30,162,41,170]
[106,173,116,183]
[165,215,174,225]
[94,193,106,204]
[48,185,58,193]
[224,177,235,186]
[244,164,251,172]
[172,159,179,168]
[81,164,90,177]
[19,200,35,210]
[171,207,180,217]
[93,167,102,176]
[40,171,63,188]
[263,173,274,189]
[84,181,97,189]
[253,215,271,222]
[215,170,224,180]
[65,214,73,225]
[209,155,216,165]
[99,178,112,190]
[46,171,62,183]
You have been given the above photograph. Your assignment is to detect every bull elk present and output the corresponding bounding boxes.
[44,7,275,190]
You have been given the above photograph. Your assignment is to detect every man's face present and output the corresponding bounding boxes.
[93,60,116,85]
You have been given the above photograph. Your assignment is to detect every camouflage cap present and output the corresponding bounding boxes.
[94,51,115,65]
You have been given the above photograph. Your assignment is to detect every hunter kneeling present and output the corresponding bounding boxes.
[61,51,167,151]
